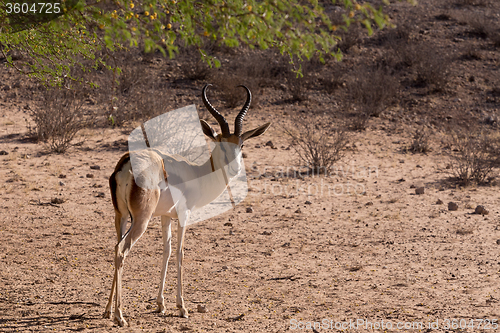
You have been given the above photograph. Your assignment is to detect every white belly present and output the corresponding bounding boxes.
[152,187,178,218]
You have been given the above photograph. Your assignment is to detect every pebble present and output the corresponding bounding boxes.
[415,187,425,195]
[51,197,65,204]
[448,202,458,211]
[436,199,443,205]
[86,174,94,178]
[246,207,253,213]
[197,305,207,313]
[474,205,489,215]
[90,165,101,170]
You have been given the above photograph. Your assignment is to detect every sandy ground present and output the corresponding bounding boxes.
[1,98,500,333]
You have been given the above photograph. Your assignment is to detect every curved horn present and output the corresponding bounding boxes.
[234,85,251,136]
[202,84,230,137]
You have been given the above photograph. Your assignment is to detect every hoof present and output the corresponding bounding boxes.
[155,304,166,314]
[103,310,112,319]
[179,308,189,319]
[113,313,128,327]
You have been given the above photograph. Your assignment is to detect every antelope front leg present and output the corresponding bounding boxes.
[156,216,172,314]
[176,222,188,318]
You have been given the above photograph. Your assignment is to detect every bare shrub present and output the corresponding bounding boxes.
[337,23,363,53]
[287,70,308,102]
[446,129,500,185]
[284,115,349,174]
[464,13,495,39]
[461,45,482,61]
[413,44,450,92]
[177,45,211,81]
[346,66,399,130]
[210,74,261,109]
[409,127,432,153]
[318,64,345,94]
[379,20,413,46]
[181,60,211,81]
[118,66,146,96]
[29,89,90,153]
[455,0,491,7]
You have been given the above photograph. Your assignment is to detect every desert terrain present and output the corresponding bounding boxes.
[1,0,500,332]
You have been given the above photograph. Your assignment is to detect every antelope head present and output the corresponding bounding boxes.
[200,84,271,178]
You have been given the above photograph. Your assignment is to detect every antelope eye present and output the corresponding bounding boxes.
[241,144,244,148]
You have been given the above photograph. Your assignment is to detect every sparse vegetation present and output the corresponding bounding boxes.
[28,89,90,153]
[409,127,432,154]
[284,115,349,174]
[447,129,500,185]
[346,66,399,131]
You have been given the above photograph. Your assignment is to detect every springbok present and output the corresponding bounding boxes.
[103,84,271,326]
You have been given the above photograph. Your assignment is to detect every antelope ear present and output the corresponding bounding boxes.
[200,119,217,140]
[241,123,271,141]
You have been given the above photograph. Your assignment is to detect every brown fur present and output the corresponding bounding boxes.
[109,153,130,213]
[109,151,167,214]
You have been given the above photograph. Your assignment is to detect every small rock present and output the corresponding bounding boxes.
[96,192,105,198]
[197,305,207,313]
[474,205,489,215]
[305,200,312,205]
[265,141,274,147]
[229,230,234,236]
[224,222,233,227]
[262,231,272,235]
[55,242,62,247]
[59,181,65,186]
[90,165,101,170]
[295,208,301,214]
[410,184,416,189]
[0,150,9,155]
[448,202,458,211]
[496,239,500,245]
[58,174,66,179]
[51,197,65,204]
[415,187,425,195]
[246,207,253,213]
[242,152,248,158]
[436,199,443,205]
[86,173,94,178]
[221,266,228,270]
[365,201,374,206]
[255,144,261,148]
